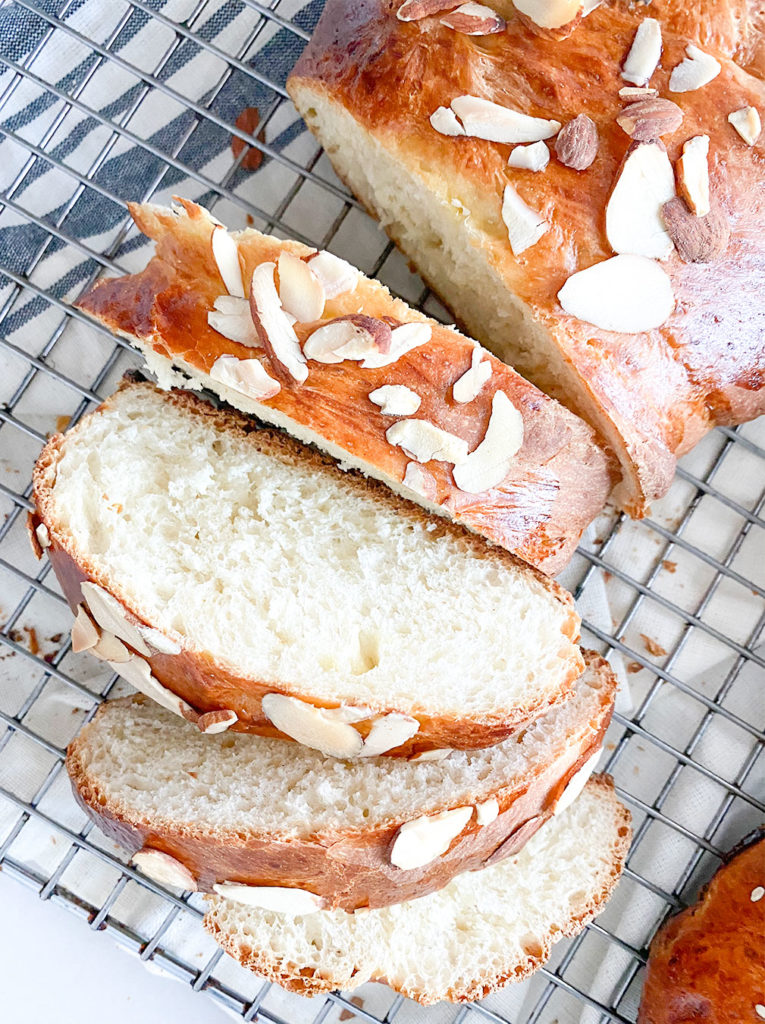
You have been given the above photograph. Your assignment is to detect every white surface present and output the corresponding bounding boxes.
[0,872,231,1024]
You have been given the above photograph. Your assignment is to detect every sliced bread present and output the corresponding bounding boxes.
[32,378,583,756]
[66,652,615,911]
[204,776,631,1003]
[75,198,613,575]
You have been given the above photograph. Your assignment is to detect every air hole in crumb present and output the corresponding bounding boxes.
[349,630,380,675]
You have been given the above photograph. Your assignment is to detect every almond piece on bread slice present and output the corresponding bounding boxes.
[74,199,612,576]
[203,777,631,1003]
[32,378,584,756]
[66,653,616,911]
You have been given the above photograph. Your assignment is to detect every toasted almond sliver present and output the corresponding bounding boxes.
[303,315,391,364]
[557,254,675,333]
[387,419,469,465]
[71,605,99,653]
[511,0,581,30]
[198,709,239,734]
[501,183,548,255]
[133,849,198,891]
[369,384,421,416]
[90,631,131,663]
[261,693,365,758]
[554,748,602,815]
[35,522,51,550]
[507,140,550,171]
[728,106,761,146]
[669,44,721,93]
[81,581,152,656]
[453,391,524,493]
[113,654,197,720]
[450,95,560,145]
[304,251,359,299]
[618,86,658,101]
[476,798,500,825]
[212,882,325,913]
[621,19,662,86]
[677,135,710,217]
[249,262,307,384]
[430,105,466,137]
[606,142,676,260]
[402,462,438,499]
[277,251,325,323]
[360,713,420,757]
[211,225,245,298]
[361,322,431,369]
[208,295,260,348]
[390,806,473,870]
[210,354,280,401]
[452,348,492,403]
[440,2,505,35]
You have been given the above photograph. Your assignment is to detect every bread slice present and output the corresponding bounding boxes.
[203,777,630,1004]
[74,198,613,575]
[286,0,765,514]
[66,652,615,912]
[32,378,583,756]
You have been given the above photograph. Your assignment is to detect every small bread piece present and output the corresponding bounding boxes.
[75,199,613,575]
[66,653,615,911]
[639,828,765,1024]
[32,379,583,755]
[204,777,631,1004]
[287,0,765,515]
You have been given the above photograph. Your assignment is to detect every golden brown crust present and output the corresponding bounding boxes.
[202,776,632,1004]
[31,378,584,754]
[638,830,765,1024]
[65,654,614,911]
[286,0,765,514]
[75,199,614,574]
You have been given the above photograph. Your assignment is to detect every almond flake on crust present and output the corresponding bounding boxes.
[554,748,602,815]
[453,391,524,493]
[207,295,261,348]
[669,44,721,93]
[304,250,359,299]
[303,315,391,364]
[132,849,198,891]
[390,806,473,870]
[402,462,438,499]
[71,605,99,653]
[507,140,550,171]
[621,19,662,86]
[511,0,581,30]
[212,882,325,913]
[475,798,500,825]
[361,322,431,368]
[386,419,469,465]
[89,631,131,663]
[557,254,675,333]
[80,581,152,657]
[502,183,548,255]
[618,86,658,100]
[35,522,51,550]
[430,106,466,137]
[452,348,492,403]
[677,135,710,217]
[112,654,197,721]
[197,709,239,734]
[360,713,420,757]
[450,95,560,144]
[210,353,281,401]
[728,106,761,146]
[277,251,325,323]
[440,2,506,35]
[249,262,307,383]
[211,224,245,298]
[606,142,676,260]
[261,693,366,758]
[369,384,421,416]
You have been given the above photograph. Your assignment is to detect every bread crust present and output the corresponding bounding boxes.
[74,199,614,575]
[65,653,614,911]
[32,378,584,754]
[286,0,765,514]
[638,828,765,1024]
[202,775,632,1004]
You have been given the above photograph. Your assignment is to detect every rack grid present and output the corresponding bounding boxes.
[0,2,763,1022]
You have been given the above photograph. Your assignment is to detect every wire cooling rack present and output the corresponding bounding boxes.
[0,1,763,1021]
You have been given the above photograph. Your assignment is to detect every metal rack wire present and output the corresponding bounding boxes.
[0,1,763,1021]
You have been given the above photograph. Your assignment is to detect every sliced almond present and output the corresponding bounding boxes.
[430,106,466,137]
[211,225,245,298]
[475,798,499,826]
[137,626,182,655]
[669,44,721,93]
[484,815,542,866]
[677,135,710,217]
[210,354,281,401]
[450,95,560,144]
[207,295,261,348]
[402,462,437,500]
[397,0,457,19]
[621,19,662,86]
[616,98,683,143]
[249,262,307,384]
[360,713,420,757]
[554,748,602,815]
[409,748,453,762]
[557,254,675,333]
[261,693,365,758]
[304,251,359,299]
[440,2,506,34]
[277,251,325,323]
[361,322,431,369]
[507,140,550,171]
[728,106,762,146]
[661,197,729,263]
[197,709,239,734]
[452,348,492,403]
[387,419,469,465]
[390,806,473,870]
[71,605,99,653]
[555,114,598,170]
[90,631,131,663]
[112,654,197,720]
[80,581,152,657]
[369,384,422,416]
[606,142,676,259]
[510,0,581,30]
[35,522,51,550]
[501,183,548,256]
[303,315,391,364]
[453,391,524,493]
[132,849,198,891]
[618,86,658,101]
[212,882,325,913]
